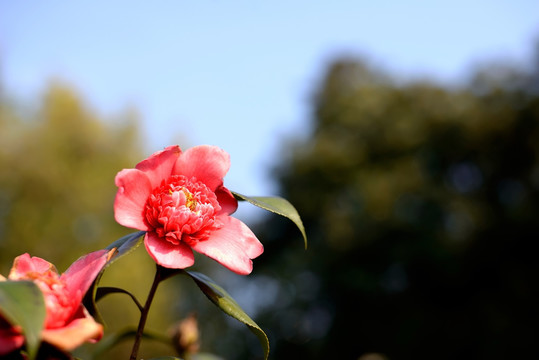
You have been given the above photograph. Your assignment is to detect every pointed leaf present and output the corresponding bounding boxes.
[232,192,307,249]
[185,271,269,360]
[0,280,46,360]
[105,231,146,266]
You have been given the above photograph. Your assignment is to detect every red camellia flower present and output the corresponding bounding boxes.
[0,250,110,356]
[114,145,264,275]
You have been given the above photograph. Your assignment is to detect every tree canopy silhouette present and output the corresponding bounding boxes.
[252,47,539,359]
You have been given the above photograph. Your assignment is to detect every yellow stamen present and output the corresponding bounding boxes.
[182,189,197,211]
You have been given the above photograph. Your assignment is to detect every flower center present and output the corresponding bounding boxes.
[145,175,222,246]
[182,188,197,211]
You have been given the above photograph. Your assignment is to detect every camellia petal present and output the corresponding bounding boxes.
[215,186,238,215]
[172,145,231,191]
[61,249,110,303]
[114,168,153,230]
[0,318,24,356]
[41,308,103,351]
[145,232,195,269]
[8,254,57,280]
[135,145,181,189]
[191,217,264,275]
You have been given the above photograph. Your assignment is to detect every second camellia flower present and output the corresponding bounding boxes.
[114,145,264,275]
[0,250,110,356]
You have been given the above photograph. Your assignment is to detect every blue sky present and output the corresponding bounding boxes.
[1,1,538,211]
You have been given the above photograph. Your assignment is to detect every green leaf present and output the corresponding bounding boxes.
[148,357,183,360]
[95,287,143,312]
[185,271,270,360]
[83,231,145,321]
[232,191,307,249]
[105,230,146,265]
[0,280,46,360]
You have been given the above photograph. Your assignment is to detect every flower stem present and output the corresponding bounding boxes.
[130,265,163,360]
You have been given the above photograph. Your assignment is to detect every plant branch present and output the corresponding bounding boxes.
[129,265,163,360]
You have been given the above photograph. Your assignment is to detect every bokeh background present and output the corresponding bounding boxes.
[1,1,539,359]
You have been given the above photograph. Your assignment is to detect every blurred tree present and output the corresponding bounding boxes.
[0,82,142,271]
[245,48,539,360]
